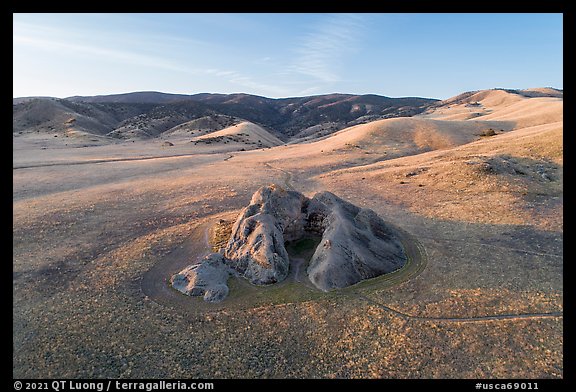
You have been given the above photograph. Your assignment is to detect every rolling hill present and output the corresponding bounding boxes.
[13,91,438,142]
[192,121,283,149]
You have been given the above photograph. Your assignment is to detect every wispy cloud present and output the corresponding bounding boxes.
[290,14,365,83]
[14,28,291,96]
[13,16,325,98]
[202,68,294,96]
[13,34,192,73]
[13,20,196,73]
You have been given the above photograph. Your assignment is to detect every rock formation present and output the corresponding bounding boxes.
[170,253,230,302]
[171,184,407,302]
[224,184,307,284]
[305,192,407,290]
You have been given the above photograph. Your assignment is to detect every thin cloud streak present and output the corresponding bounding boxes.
[14,34,191,73]
[14,19,293,97]
[290,14,365,83]
[13,16,352,98]
[202,68,293,96]
[13,20,191,73]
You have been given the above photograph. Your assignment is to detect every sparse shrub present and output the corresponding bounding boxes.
[480,129,496,137]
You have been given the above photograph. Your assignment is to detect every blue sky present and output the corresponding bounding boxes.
[13,13,563,99]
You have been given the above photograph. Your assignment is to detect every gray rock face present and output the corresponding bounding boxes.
[171,184,407,302]
[170,253,230,302]
[224,184,307,285]
[305,192,407,291]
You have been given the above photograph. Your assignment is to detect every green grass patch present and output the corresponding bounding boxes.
[225,277,329,307]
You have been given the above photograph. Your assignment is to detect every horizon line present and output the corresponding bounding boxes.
[12,86,564,102]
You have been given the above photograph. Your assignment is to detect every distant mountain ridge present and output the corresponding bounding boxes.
[66,91,195,104]
[14,91,438,141]
[13,88,561,144]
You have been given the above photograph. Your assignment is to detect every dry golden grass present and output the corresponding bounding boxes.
[13,89,563,378]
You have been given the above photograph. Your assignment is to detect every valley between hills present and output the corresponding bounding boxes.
[13,88,562,378]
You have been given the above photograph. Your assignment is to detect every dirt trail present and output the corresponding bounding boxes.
[356,294,563,323]
[264,162,295,190]
[13,152,214,170]
[417,235,563,259]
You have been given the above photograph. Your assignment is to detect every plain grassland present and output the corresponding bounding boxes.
[13,90,562,378]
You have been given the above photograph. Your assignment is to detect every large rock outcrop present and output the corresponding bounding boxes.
[171,184,407,302]
[305,192,407,291]
[224,184,307,284]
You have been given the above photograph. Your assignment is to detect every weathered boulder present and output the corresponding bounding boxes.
[224,184,307,285]
[170,253,230,302]
[305,191,407,291]
[171,184,408,302]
